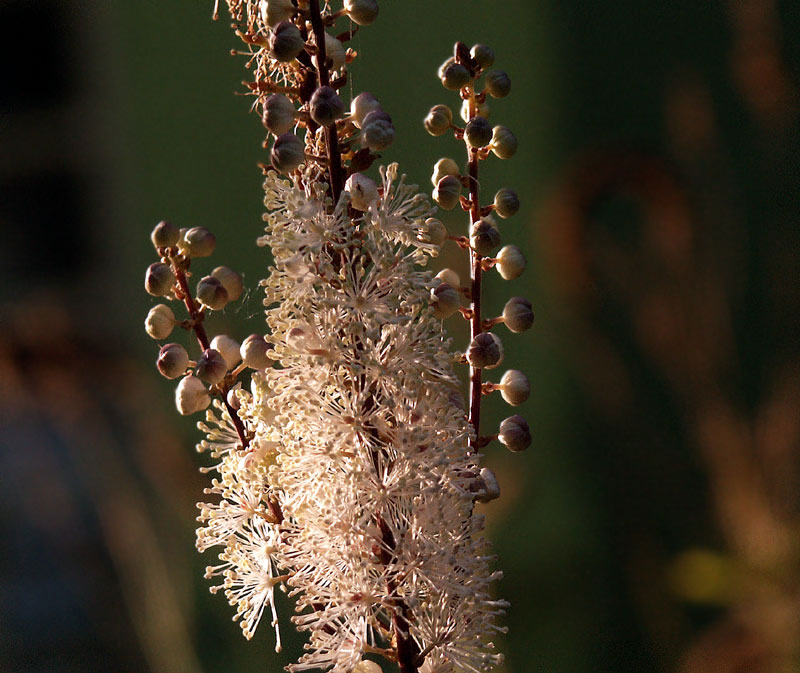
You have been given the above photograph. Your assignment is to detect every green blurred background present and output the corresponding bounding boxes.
[1,1,799,672]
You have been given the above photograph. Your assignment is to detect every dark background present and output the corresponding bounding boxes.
[1,1,798,672]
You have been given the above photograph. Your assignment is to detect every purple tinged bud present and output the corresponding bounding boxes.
[145,262,174,297]
[157,343,189,379]
[498,414,531,452]
[196,276,229,311]
[196,348,227,384]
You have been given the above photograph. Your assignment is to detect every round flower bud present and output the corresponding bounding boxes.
[196,348,227,384]
[499,369,530,406]
[211,266,243,302]
[467,332,504,369]
[269,21,304,62]
[475,466,500,503]
[503,296,534,333]
[226,383,242,410]
[470,218,501,256]
[484,69,511,98]
[345,173,379,211]
[210,335,241,370]
[431,157,460,187]
[344,0,378,26]
[350,92,381,129]
[241,334,272,370]
[421,217,447,247]
[325,32,346,71]
[495,245,526,280]
[493,188,520,218]
[361,116,394,151]
[470,44,495,69]
[157,343,189,379]
[145,262,174,297]
[151,220,179,249]
[183,226,216,258]
[145,304,176,340]
[261,0,295,26]
[491,125,517,159]
[439,58,470,90]
[264,94,296,136]
[460,98,489,123]
[424,104,452,136]
[196,275,229,311]
[498,414,531,452]
[354,661,382,673]
[430,282,461,319]
[433,175,462,210]
[310,86,345,127]
[175,374,210,415]
[464,116,493,148]
[271,133,305,173]
[435,268,460,288]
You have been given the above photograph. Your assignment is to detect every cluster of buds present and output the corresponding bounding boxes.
[425,42,532,473]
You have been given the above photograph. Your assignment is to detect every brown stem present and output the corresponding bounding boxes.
[467,100,483,448]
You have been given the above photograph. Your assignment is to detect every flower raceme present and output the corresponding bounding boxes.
[143,2,533,672]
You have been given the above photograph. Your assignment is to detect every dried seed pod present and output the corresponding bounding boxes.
[502,296,534,333]
[151,220,179,248]
[433,175,462,210]
[467,332,504,369]
[495,245,526,280]
[470,218,501,256]
[241,334,272,370]
[345,173,379,211]
[183,226,216,258]
[470,44,495,69]
[211,266,243,302]
[350,92,381,128]
[439,58,470,90]
[464,116,493,148]
[499,369,530,406]
[196,348,227,384]
[157,343,189,379]
[493,188,519,218]
[145,262,174,297]
[310,86,345,127]
[475,467,500,503]
[271,133,305,173]
[270,21,304,62]
[344,0,379,26]
[196,275,229,311]
[498,414,531,451]
[424,104,452,136]
[264,94,296,135]
[145,304,176,340]
[210,335,242,370]
[431,157,460,186]
[491,125,517,159]
[175,374,210,415]
[430,282,461,319]
[484,69,511,98]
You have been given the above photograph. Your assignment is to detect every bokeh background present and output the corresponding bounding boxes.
[1,1,799,672]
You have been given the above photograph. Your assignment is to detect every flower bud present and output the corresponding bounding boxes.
[467,332,504,369]
[484,69,511,98]
[196,348,227,384]
[310,86,345,127]
[475,467,500,503]
[491,125,517,159]
[183,226,216,258]
[470,218,501,256]
[498,414,531,452]
[350,92,381,129]
[271,133,305,173]
[430,282,461,319]
[241,334,272,370]
[502,296,534,333]
[145,262,174,297]
[430,158,460,188]
[435,268,460,288]
[493,188,519,218]
[361,117,394,151]
[210,335,241,370]
[495,245,526,280]
[470,44,495,69]
[499,369,530,406]
[269,21,304,62]
[345,173,379,211]
[460,98,489,123]
[261,0,295,26]
[325,32,346,71]
[439,58,470,90]
[344,0,379,26]
[226,383,242,410]
[464,116,493,148]
[354,661,382,673]
[151,220,179,248]
[196,275,229,311]
[157,343,189,379]
[264,94,296,135]
[421,217,447,247]
[211,266,243,302]
[424,104,452,136]
[175,374,211,415]
[145,304,176,340]
[433,175,462,210]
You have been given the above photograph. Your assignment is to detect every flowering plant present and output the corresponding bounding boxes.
[143,2,532,671]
